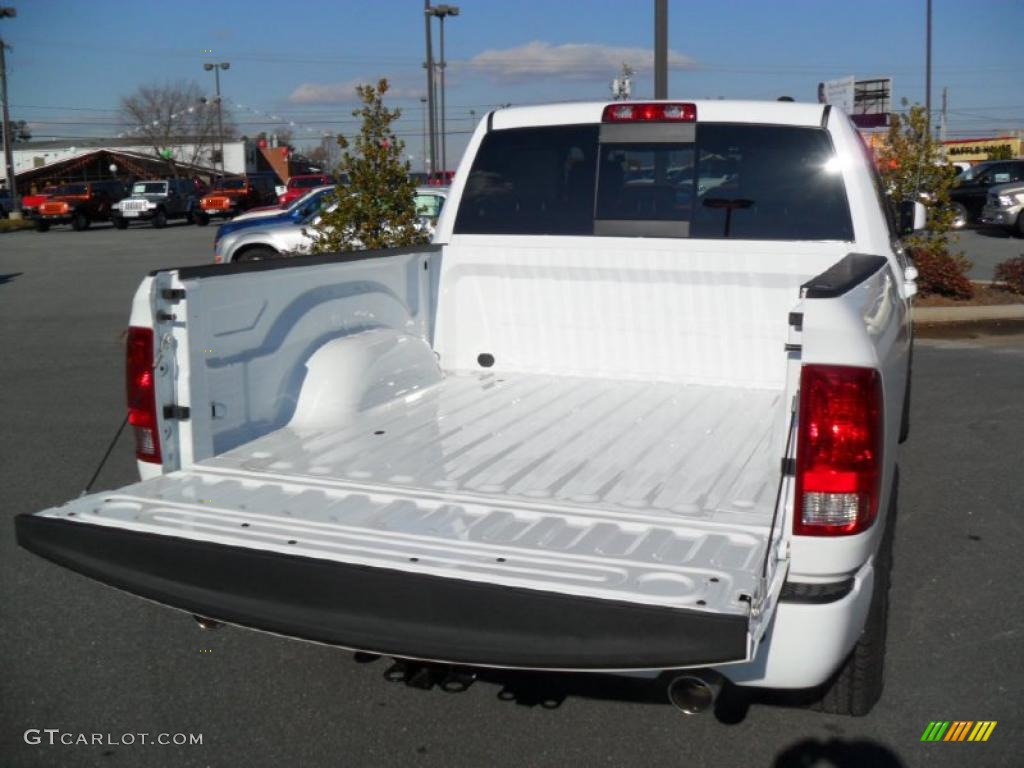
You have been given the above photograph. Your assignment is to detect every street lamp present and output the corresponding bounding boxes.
[419,96,429,176]
[203,61,230,173]
[427,4,459,176]
[1,5,19,215]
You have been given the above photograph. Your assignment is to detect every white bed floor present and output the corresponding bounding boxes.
[44,372,788,613]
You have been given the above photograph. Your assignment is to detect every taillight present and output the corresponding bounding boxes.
[126,327,162,464]
[601,102,697,122]
[794,365,882,536]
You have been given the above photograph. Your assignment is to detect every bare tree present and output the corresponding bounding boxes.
[307,134,341,172]
[120,80,236,176]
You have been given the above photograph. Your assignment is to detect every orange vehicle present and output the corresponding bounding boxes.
[194,174,277,225]
[34,180,127,232]
[16,185,56,217]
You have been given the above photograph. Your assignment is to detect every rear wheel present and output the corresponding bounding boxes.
[152,209,168,229]
[234,246,277,263]
[1016,211,1024,238]
[71,212,89,231]
[949,202,967,230]
[809,471,898,716]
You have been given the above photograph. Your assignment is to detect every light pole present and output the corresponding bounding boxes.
[203,61,229,174]
[420,96,429,175]
[428,4,459,175]
[422,1,437,178]
[925,0,932,135]
[1,6,19,215]
[654,0,668,99]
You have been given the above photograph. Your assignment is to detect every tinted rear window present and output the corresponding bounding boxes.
[455,123,853,241]
[454,125,599,235]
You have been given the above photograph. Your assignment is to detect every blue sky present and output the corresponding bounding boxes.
[4,0,1022,168]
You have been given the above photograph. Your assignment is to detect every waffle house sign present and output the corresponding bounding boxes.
[943,136,1021,162]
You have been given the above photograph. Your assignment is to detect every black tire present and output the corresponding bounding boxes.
[1016,211,1024,239]
[234,246,278,263]
[113,217,129,230]
[35,221,50,233]
[810,471,898,716]
[152,209,168,229]
[194,212,210,226]
[71,212,89,231]
[949,202,968,230]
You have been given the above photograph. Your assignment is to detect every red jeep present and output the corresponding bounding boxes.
[194,174,277,225]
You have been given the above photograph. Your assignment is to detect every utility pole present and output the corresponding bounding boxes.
[423,1,437,178]
[939,86,948,143]
[420,96,428,175]
[1,6,18,216]
[925,0,932,134]
[204,61,230,174]
[654,0,668,99]
[427,5,459,176]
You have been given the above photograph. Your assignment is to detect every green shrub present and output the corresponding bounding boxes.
[911,248,974,300]
[994,255,1024,295]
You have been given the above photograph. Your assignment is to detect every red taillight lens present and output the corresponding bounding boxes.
[794,365,882,536]
[602,102,697,123]
[126,326,162,464]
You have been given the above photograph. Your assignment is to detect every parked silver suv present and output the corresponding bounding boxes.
[980,181,1024,237]
[112,179,200,229]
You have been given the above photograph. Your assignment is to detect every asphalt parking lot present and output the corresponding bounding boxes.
[1,224,1022,767]
[956,227,1022,280]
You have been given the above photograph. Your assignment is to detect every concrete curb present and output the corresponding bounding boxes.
[913,304,1024,323]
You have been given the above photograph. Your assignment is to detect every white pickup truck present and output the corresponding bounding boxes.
[17,100,920,717]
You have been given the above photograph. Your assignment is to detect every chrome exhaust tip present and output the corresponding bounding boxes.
[667,673,721,715]
[192,615,222,631]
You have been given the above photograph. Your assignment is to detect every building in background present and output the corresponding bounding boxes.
[0,137,317,191]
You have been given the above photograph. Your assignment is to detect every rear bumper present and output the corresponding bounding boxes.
[15,514,749,671]
[714,562,875,689]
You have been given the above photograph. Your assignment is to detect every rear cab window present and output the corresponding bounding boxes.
[455,122,854,241]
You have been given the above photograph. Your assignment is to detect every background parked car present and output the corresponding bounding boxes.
[949,159,1024,225]
[111,179,200,229]
[277,174,333,206]
[427,170,455,186]
[34,180,127,232]
[0,188,16,218]
[980,180,1024,237]
[215,186,335,247]
[19,186,56,219]
[414,185,447,235]
[214,203,327,263]
[194,173,278,225]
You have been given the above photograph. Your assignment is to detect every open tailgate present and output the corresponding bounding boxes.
[17,375,792,671]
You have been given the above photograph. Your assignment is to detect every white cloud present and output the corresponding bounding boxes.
[288,79,425,104]
[463,41,697,83]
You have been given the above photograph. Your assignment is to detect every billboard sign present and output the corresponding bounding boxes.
[852,78,892,128]
[817,76,855,114]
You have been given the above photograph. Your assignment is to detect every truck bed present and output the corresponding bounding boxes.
[25,372,785,619]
